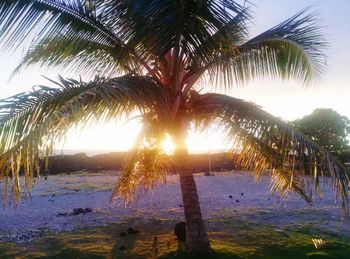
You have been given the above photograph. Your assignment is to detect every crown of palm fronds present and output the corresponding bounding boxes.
[0,1,325,87]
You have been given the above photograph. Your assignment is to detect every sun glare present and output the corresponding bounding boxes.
[162,134,175,154]
[186,128,228,154]
[60,120,142,153]
[59,121,228,155]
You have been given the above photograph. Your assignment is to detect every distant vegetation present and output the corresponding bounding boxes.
[293,109,350,162]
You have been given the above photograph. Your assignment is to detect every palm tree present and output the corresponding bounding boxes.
[0,0,349,255]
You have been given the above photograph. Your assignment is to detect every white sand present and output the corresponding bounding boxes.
[0,171,348,243]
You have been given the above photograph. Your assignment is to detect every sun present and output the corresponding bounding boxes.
[61,121,228,154]
[161,134,175,154]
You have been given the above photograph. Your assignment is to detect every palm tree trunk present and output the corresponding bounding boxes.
[179,171,211,254]
[173,132,211,255]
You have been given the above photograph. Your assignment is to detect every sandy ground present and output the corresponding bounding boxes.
[0,171,349,243]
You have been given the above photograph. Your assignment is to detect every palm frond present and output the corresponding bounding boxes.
[190,93,349,210]
[0,74,165,204]
[104,0,247,62]
[12,35,134,78]
[199,8,326,90]
[0,0,138,74]
[246,8,325,68]
[208,39,317,89]
[210,9,250,46]
[111,120,171,204]
[0,0,113,48]
[185,9,250,81]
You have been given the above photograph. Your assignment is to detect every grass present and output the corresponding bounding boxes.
[1,213,350,259]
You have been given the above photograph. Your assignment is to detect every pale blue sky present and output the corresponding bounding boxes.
[0,0,349,152]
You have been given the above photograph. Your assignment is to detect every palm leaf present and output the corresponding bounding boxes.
[0,0,115,48]
[190,93,350,210]
[104,0,247,62]
[189,8,250,67]
[192,8,326,90]
[208,39,318,89]
[12,35,134,78]
[0,74,165,204]
[112,120,171,204]
[245,8,325,67]
[0,0,140,75]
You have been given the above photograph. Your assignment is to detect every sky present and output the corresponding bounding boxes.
[0,0,349,153]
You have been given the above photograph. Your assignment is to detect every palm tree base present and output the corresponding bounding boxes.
[179,172,211,255]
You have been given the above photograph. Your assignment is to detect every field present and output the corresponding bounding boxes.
[1,171,350,258]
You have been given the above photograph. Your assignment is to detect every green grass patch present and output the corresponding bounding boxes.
[1,215,350,259]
